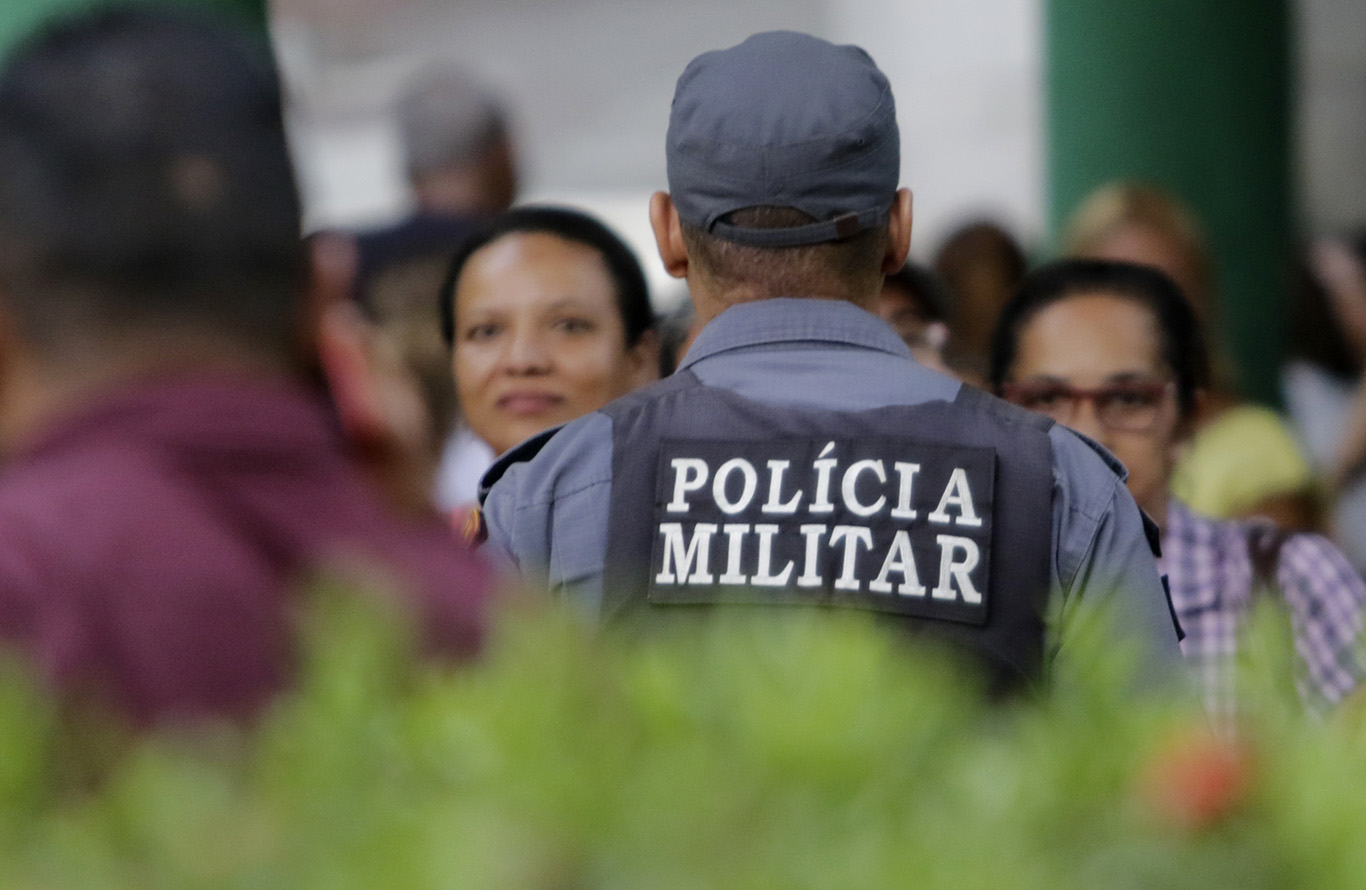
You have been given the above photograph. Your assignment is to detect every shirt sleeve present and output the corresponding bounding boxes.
[1047,427,1184,679]
[480,413,616,620]
[1276,533,1366,712]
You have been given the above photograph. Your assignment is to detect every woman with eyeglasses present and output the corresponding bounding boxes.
[990,259,1366,722]
[1062,183,1319,531]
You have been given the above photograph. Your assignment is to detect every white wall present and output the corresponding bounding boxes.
[830,0,1044,254]
[1297,0,1366,231]
[275,0,1364,299]
[274,0,1047,296]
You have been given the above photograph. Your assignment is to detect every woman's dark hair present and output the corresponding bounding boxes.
[988,259,1211,421]
[439,205,654,348]
[883,262,952,323]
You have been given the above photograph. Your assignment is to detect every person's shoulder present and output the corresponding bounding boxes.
[1171,501,1246,551]
[1275,526,1365,586]
[480,411,616,510]
[951,384,1054,433]
[482,374,700,506]
[1048,423,1127,483]
[945,390,1145,547]
[0,459,77,593]
[0,436,250,602]
[0,438,173,535]
[1045,423,1139,533]
[477,409,619,581]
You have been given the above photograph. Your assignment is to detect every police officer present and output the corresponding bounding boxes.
[481,31,1181,687]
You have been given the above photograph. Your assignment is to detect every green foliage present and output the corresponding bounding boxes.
[0,589,1365,889]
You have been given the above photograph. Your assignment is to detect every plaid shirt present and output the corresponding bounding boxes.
[1160,498,1366,723]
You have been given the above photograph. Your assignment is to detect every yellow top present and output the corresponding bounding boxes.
[1170,404,1315,518]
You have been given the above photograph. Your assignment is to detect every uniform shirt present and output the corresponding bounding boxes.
[1161,498,1366,721]
[483,299,1181,669]
[0,373,492,725]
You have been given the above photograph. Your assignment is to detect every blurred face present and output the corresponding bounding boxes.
[872,284,949,373]
[452,231,651,455]
[1087,223,1208,318]
[1002,293,1182,522]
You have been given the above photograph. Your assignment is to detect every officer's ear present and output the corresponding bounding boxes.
[881,188,914,275]
[650,191,689,279]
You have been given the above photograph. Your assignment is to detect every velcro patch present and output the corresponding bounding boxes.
[648,436,996,625]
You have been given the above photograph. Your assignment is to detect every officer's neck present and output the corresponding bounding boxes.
[691,285,877,327]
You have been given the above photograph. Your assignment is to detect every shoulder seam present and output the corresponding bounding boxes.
[512,474,613,511]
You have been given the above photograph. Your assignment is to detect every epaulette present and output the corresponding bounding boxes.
[476,425,563,505]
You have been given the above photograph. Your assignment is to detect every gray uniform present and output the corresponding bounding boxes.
[483,298,1182,669]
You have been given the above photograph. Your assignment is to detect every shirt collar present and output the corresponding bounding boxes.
[677,298,912,371]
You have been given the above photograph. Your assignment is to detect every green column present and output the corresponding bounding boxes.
[1045,0,1292,405]
[1,0,267,58]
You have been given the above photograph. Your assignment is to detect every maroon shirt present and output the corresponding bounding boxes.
[0,373,492,724]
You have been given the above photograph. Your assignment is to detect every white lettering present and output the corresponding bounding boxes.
[762,460,803,514]
[797,524,828,587]
[928,468,984,527]
[666,458,709,513]
[810,441,838,513]
[750,524,794,586]
[713,458,758,514]
[932,535,982,603]
[842,459,887,517]
[719,523,749,585]
[868,530,927,596]
[829,525,874,591]
[890,462,921,520]
[655,522,718,584]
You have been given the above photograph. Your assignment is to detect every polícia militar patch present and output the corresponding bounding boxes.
[647,437,996,625]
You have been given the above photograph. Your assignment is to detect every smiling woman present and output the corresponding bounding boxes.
[440,206,659,457]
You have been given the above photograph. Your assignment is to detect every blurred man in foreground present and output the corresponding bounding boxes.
[0,6,491,725]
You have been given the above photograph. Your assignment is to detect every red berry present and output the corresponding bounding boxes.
[1139,730,1252,830]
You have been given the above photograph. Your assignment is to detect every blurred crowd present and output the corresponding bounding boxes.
[0,1,1362,743]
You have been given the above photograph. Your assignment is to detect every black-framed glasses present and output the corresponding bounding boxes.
[1000,380,1176,432]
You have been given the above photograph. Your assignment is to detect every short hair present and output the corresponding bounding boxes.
[988,259,1211,422]
[1062,183,1211,302]
[933,220,1027,295]
[680,206,888,301]
[0,5,306,355]
[440,206,654,348]
[397,66,509,183]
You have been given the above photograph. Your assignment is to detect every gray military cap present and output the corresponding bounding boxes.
[666,30,900,248]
